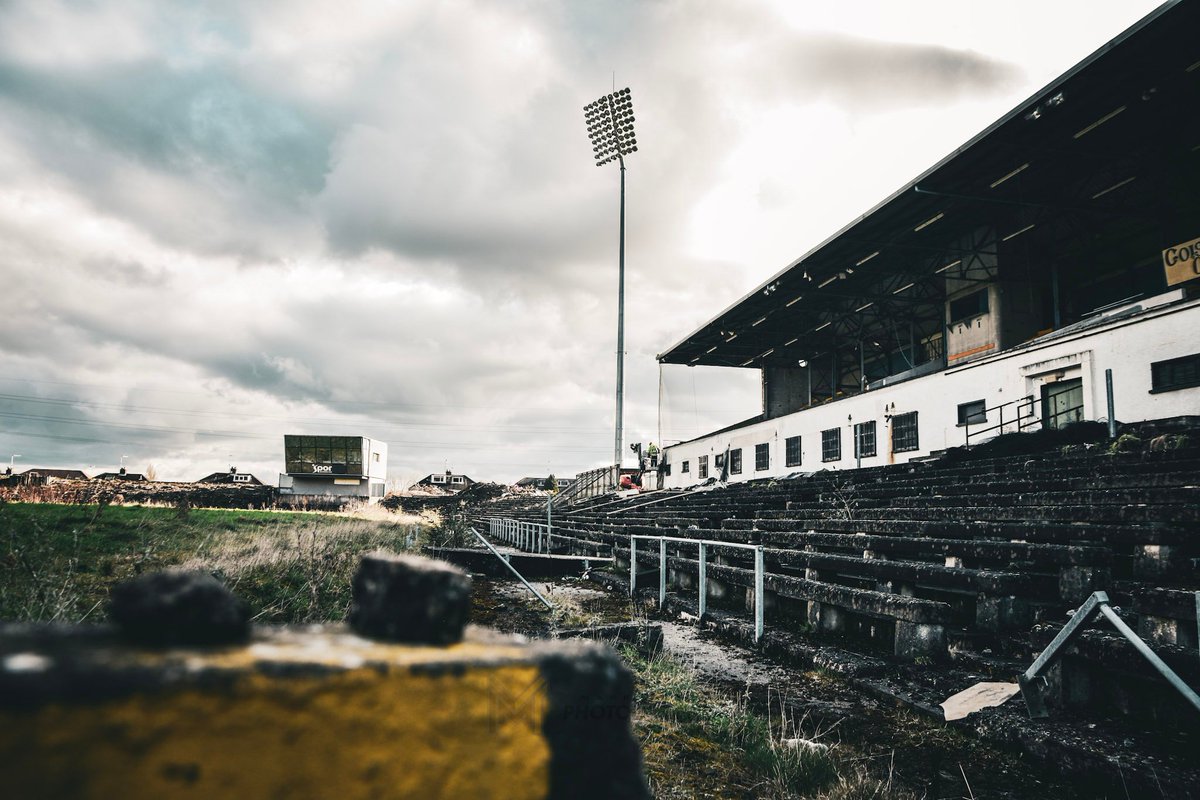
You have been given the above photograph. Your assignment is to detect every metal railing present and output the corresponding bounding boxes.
[1019,591,1200,718]
[964,384,1085,446]
[551,464,618,509]
[468,526,554,610]
[486,517,555,553]
[964,394,1035,445]
[630,534,765,642]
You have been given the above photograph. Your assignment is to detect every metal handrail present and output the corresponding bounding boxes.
[550,464,618,509]
[964,383,1085,445]
[630,534,765,642]
[485,516,614,558]
[468,526,554,610]
[964,394,1034,445]
[1019,591,1200,718]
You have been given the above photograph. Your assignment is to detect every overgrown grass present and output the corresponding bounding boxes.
[620,645,914,800]
[0,501,429,624]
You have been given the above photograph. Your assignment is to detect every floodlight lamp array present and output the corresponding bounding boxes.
[583,87,638,166]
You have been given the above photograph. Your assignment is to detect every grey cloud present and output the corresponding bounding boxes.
[763,34,1023,109]
[0,61,331,197]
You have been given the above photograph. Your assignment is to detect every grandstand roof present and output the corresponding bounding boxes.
[658,0,1198,368]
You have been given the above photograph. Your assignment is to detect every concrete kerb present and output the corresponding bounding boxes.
[0,551,651,800]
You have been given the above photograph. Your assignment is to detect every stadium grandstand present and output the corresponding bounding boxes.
[655,0,1200,486]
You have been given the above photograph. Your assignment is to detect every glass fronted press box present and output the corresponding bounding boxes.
[285,436,368,476]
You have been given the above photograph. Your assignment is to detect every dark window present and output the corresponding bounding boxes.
[729,448,742,475]
[958,399,987,425]
[681,460,690,474]
[664,463,671,476]
[698,455,709,480]
[949,289,989,323]
[755,443,770,471]
[892,412,919,453]
[785,435,802,467]
[1151,353,1200,393]
[854,421,877,458]
[821,428,841,462]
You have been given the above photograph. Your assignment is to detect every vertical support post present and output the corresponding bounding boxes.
[1195,591,1199,661]
[613,161,626,470]
[859,339,865,392]
[1106,368,1116,439]
[754,545,765,642]
[1050,262,1061,329]
[659,537,667,609]
[629,537,637,596]
[999,404,1004,437]
[698,542,708,619]
[546,495,552,545]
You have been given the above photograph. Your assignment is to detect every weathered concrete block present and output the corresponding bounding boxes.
[349,551,471,645]
[894,621,946,660]
[1138,614,1198,649]
[815,603,846,634]
[1058,565,1111,604]
[0,624,649,800]
[109,569,248,646]
[1134,544,1187,580]
[975,594,1033,633]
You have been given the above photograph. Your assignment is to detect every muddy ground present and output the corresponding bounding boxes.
[467,573,1123,799]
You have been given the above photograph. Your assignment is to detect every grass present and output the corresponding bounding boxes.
[620,644,914,800]
[0,500,429,624]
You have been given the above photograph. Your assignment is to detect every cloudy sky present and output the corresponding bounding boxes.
[0,0,1162,486]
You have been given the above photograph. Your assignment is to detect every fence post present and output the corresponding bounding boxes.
[1106,368,1116,439]
[698,542,707,618]
[659,537,667,609]
[629,537,637,596]
[754,545,765,642]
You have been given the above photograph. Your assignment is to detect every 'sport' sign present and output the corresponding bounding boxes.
[1163,236,1200,286]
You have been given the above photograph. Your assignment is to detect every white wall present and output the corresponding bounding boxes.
[662,293,1200,488]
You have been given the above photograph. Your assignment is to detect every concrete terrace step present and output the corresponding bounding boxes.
[744,517,1188,545]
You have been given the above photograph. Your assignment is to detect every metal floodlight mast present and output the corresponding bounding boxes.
[583,87,638,469]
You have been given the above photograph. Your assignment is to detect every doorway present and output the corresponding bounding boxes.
[1040,378,1083,429]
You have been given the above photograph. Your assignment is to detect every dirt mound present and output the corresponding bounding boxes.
[380,482,507,514]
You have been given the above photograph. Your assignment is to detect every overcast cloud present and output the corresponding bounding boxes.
[0,0,1162,485]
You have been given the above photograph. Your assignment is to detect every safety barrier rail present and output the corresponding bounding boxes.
[550,464,618,509]
[630,534,765,642]
[964,383,1085,446]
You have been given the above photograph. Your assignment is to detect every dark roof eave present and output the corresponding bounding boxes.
[656,0,1178,366]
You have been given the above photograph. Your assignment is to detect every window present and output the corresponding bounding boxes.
[854,421,877,458]
[729,448,742,475]
[755,443,770,471]
[1151,353,1200,393]
[431,473,447,484]
[663,463,671,476]
[681,460,690,474]
[698,455,709,480]
[821,428,841,462]
[958,399,987,425]
[949,289,989,323]
[785,435,802,467]
[373,452,381,463]
[892,412,919,453]
[232,473,251,484]
[451,476,465,485]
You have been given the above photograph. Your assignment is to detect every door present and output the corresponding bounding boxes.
[1041,378,1083,430]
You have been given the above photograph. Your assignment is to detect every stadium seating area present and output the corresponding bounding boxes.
[474,423,1199,721]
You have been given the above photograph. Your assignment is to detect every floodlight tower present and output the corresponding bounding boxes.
[583,87,638,469]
